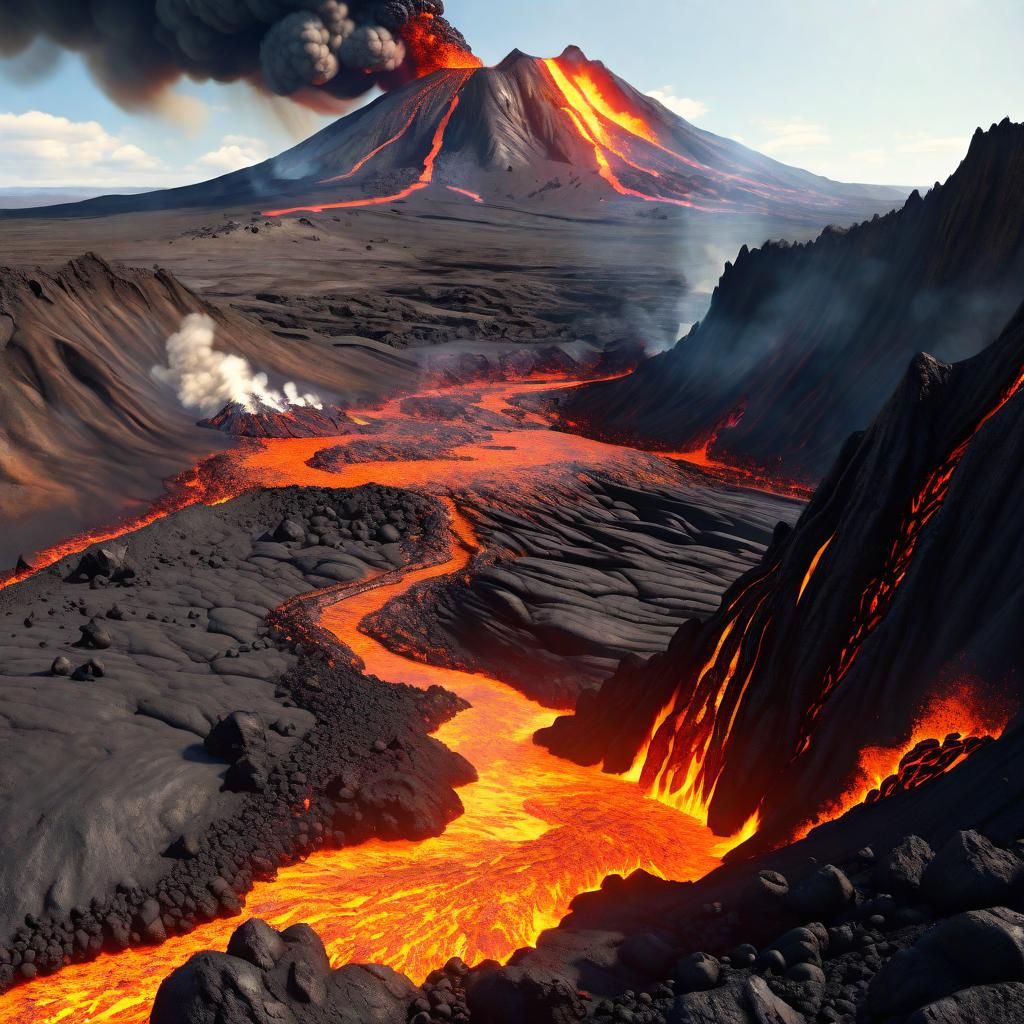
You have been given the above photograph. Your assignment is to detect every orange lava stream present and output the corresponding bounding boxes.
[660,445,813,502]
[543,59,702,211]
[794,680,1014,839]
[264,70,475,217]
[446,185,484,203]
[0,377,729,1024]
[795,362,1024,754]
[544,59,806,210]
[321,75,451,183]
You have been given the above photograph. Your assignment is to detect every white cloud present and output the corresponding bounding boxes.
[758,119,831,155]
[646,87,708,122]
[193,135,270,174]
[0,110,164,186]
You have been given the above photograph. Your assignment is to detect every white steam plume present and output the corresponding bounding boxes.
[152,313,323,415]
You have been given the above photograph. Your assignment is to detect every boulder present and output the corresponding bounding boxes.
[923,831,1024,912]
[205,711,268,764]
[78,618,112,650]
[70,544,134,582]
[876,835,935,896]
[273,519,306,544]
[907,983,1024,1023]
[152,920,418,1024]
[789,865,853,919]
[668,977,804,1023]
[673,951,721,992]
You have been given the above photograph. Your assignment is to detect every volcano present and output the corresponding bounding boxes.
[6,47,903,221]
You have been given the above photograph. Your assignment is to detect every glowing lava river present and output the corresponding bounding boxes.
[0,376,768,1024]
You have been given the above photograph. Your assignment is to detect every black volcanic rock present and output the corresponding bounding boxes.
[539,299,1024,848]
[200,401,355,439]
[152,919,419,1024]
[552,118,1024,481]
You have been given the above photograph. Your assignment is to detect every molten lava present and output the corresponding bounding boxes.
[0,376,735,1024]
[401,14,483,76]
[264,69,475,216]
[795,680,1013,838]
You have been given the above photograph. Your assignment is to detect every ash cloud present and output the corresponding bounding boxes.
[152,313,323,414]
[0,0,472,112]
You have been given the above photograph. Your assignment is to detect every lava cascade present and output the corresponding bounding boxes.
[626,356,1024,837]
[0,376,741,1024]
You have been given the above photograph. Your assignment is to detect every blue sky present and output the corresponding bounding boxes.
[0,0,1020,189]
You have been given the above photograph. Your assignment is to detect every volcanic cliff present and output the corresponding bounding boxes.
[540,293,1024,850]
[549,117,1024,482]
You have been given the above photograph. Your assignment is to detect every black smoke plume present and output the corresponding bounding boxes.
[0,0,473,111]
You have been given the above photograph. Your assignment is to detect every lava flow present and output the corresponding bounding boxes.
[0,377,741,1024]
[795,680,1014,838]
[264,69,475,216]
[626,356,1024,839]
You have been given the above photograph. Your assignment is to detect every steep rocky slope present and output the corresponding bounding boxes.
[540,297,1024,848]
[550,118,1024,481]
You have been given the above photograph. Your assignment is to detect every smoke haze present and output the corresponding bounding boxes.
[152,313,323,414]
[0,1,473,112]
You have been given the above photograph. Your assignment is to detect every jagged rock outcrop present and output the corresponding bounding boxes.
[551,118,1024,481]
[540,299,1024,849]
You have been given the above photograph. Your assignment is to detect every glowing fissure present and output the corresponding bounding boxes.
[794,362,1024,755]
[0,376,731,1024]
[626,566,778,840]
[264,69,475,217]
[797,535,834,604]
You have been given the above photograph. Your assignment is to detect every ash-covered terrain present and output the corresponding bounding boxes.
[0,484,473,974]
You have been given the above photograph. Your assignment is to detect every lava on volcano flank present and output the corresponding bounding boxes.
[257,45,901,218]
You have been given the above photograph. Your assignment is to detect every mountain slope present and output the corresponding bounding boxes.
[1,48,904,221]
[0,255,416,564]
[539,298,1024,849]
[549,117,1024,481]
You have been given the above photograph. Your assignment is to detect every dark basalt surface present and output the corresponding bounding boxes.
[365,473,801,706]
[0,484,473,990]
[550,118,1024,481]
[539,300,1024,848]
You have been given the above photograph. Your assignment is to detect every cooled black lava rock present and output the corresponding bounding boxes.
[70,544,135,583]
[152,919,420,1024]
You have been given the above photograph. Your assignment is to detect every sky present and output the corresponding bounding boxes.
[0,0,1020,190]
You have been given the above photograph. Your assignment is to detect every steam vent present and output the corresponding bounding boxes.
[0,5,1023,1023]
